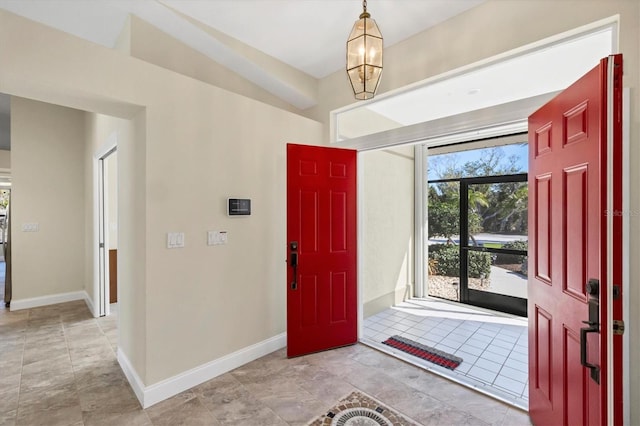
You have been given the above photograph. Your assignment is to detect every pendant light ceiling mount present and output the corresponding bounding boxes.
[346,0,383,100]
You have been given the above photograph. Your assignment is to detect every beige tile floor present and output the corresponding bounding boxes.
[0,300,532,425]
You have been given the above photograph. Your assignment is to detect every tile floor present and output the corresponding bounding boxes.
[363,298,529,410]
[0,300,531,425]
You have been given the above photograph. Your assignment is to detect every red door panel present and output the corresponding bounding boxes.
[528,54,623,425]
[287,144,357,357]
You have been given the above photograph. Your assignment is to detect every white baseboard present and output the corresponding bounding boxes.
[83,291,98,318]
[10,291,86,311]
[117,348,146,408]
[118,332,287,409]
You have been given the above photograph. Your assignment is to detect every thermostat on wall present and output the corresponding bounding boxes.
[227,198,251,216]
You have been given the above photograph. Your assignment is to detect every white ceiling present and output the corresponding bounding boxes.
[0,0,484,79]
[0,1,617,151]
[0,0,486,133]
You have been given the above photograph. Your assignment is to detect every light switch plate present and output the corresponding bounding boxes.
[22,223,39,232]
[167,232,185,248]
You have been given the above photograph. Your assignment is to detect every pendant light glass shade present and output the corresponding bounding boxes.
[346,1,383,100]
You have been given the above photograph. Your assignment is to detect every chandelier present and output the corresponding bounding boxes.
[346,0,383,100]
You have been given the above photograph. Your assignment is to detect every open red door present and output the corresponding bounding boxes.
[528,54,624,425]
[286,144,358,357]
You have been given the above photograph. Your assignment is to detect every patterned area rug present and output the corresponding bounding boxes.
[308,391,419,426]
[382,335,463,370]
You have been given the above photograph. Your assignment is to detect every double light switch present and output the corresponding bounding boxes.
[167,232,185,248]
[167,231,228,248]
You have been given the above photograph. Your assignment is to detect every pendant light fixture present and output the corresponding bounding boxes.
[346,0,383,100]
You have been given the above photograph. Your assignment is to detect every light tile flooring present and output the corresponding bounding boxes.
[363,298,529,410]
[0,300,531,425]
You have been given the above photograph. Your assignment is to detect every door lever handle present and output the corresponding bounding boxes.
[580,324,600,384]
[289,248,298,290]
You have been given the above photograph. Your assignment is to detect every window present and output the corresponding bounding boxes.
[426,138,529,316]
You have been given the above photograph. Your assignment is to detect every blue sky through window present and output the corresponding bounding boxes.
[428,143,528,180]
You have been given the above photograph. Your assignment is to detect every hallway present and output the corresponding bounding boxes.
[0,301,531,425]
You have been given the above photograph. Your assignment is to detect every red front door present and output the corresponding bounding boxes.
[286,144,358,357]
[528,54,623,425]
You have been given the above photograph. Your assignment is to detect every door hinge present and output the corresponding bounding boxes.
[613,320,625,335]
[99,243,104,248]
[613,285,621,299]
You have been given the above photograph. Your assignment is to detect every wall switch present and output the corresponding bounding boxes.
[22,223,39,232]
[207,231,228,246]
[167,232,185,248]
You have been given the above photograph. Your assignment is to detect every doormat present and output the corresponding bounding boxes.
[308,391,419,426]
[382,335,463,370]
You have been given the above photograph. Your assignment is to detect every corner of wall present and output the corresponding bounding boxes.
[83,109,148,386]
[114,15,132,55]
[127,15,306,115]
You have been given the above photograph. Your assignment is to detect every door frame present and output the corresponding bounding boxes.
[621,88,630,426]
[354,80,629,422]
[422,169,529,315]
[343,18,625,418]
[357,153,365,341]
[357,104,629,419]
[286,143,358,356]
[460,173,528,316]
[92,132,117,318]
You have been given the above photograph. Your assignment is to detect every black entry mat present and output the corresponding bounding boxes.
[382,335,463,370]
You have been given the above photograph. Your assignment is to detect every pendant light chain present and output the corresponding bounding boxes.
[363,0,367,13]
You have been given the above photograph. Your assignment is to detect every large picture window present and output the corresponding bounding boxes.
[426,139,528,316]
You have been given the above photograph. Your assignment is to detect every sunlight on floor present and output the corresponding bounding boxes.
[363,297,529,410]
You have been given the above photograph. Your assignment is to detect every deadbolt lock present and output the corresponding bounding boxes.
[586,278,599,296]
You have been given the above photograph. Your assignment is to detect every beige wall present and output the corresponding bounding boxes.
[114,111,147,384]
[0,150,10,169]
[114,15,131,55]
[107,152,117,250]
[337,108,403,140]
[142,80,322,383]
[1,0,639,419]
[83,114,118,305]
[128,16,302,115]
[10,97,86,300]
[0,9,323,387]
[361,146,415,317]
